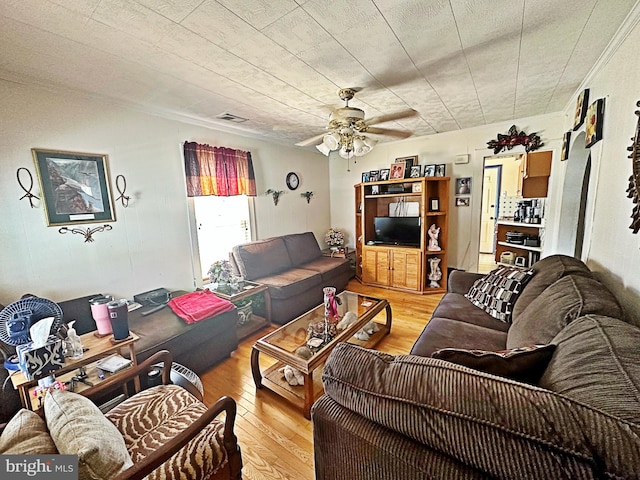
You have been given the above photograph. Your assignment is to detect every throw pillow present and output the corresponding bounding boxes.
[432,344,556,384]
[465,266,535,323]
[45,390,133,480]
[0,408,58,454]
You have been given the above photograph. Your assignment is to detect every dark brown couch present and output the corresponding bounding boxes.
[313,255,640,479]
[230,232,353,324]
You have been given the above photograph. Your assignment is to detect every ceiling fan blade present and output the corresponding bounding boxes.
[366,109,418,126]
[295,132,326,147]
[364,127,413,139]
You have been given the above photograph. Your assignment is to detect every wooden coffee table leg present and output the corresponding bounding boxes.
[384,302,393,335]
[303,370,313,420]
[250,347,263,389]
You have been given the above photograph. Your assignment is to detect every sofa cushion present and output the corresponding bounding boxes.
[539,315,640,424]
[432,344,556,384]
[283,232,322,266]
[45,390,133,480]
[232,237,292,280]
[512,254,592,319]
[0,409,58,454]
[431,293,510,332]
[410,317,508,357]
[300,256,351,279]
[106,385,228,480]
[507,275,624,349]
[254,268,322,300]
[465,266,534,323]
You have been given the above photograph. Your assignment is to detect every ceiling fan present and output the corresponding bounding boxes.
[296,88,416,158]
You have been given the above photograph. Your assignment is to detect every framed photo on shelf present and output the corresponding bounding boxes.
[424,164,436,177]
[429,197,440,212]
[409,165,422,178]
[455,177,471,195]
[395,155,417,178]
[32,148,115,226]
[369,170,380,182]
[390,162,406,179]
[434,164,446,177]
[362,171,370,182]
[379,168,390,181]
[456,197,470,207]
[371,185,380,195]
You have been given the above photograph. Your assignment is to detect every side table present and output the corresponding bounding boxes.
[207,281,271,340]
[11,332,139,411]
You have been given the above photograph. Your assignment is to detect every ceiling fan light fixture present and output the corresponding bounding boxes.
[323,132,340,150]
[316,142,331,155]
[364,136,378,148]
[338,147,352,159]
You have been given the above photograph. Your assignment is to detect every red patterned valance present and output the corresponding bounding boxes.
[183,142,257,197]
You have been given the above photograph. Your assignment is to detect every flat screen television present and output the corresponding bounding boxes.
[373,216,421,247]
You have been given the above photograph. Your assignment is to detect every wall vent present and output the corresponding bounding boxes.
[215,112,248,123]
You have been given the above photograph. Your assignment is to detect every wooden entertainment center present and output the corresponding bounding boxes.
[355,176,449,294]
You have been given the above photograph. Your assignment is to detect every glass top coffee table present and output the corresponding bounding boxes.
[251,290,392,419]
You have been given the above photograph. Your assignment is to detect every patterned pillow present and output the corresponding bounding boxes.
[432,344,556,384]
[465,266,535,323]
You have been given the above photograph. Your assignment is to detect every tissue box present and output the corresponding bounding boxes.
[17,336,65,380]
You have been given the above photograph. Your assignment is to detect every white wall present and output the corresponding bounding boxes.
[0,82,330,305]
[547,8,640,323]
[329,113,564,273]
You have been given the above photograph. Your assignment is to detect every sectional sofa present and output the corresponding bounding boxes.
[230,232,353,324]
[313,255,640,479]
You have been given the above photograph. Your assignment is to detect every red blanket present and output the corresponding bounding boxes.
[168,290,235,324]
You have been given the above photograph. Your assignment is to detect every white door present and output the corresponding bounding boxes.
[193,195,252,279]
[479,166,501,253]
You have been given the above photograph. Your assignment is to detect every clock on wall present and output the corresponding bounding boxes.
[286,171,300,190]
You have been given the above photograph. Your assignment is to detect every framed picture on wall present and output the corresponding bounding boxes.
[585,98,605,148]
[561,131,571,161]
[456,197,470,207]
[32,148,115,226]
[573,88,589,131]
[455,177,471,195]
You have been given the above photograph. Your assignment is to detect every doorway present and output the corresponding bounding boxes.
[477,154,523,273]
[557,131,591,258]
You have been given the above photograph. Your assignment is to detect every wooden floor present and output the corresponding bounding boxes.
[200,279,443,480]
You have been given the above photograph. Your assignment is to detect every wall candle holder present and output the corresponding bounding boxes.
[115,174,130,208]
[16,167,39,207]
[58,224,112,242]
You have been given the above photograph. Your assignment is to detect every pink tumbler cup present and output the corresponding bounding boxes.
[90,295,113,335]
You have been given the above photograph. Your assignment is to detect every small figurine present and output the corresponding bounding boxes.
[428,224,442,251]
[428,257,442,288]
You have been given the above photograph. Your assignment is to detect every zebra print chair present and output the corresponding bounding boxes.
[0,350,243,480]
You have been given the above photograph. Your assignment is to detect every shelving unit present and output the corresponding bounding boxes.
[355,177,449,294]
[494,221,544,268]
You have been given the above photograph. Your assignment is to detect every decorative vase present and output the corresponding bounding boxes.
[330,246,340,253]
[237,301,253,326]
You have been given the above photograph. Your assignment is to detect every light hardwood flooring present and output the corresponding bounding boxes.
[200,279,443,480]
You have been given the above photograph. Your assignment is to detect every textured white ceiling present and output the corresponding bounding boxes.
[0,0,636,148]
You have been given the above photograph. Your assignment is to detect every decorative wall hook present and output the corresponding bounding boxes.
[16,168,39,208]
[115,174,130,208]
[301,191,314,203]
[266,189,284,206]
[626,100,640,234]
[58,224,112,242]
[487,125,543,154]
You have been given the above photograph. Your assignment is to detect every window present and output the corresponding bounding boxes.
[193,195,253,279]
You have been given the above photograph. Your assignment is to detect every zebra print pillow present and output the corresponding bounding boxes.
[465,266,535,323]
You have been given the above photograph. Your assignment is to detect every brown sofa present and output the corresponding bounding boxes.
[230,232,353,324]
[313,255,640,479]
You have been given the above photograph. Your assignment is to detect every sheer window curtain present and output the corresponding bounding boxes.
[183,142,257,197]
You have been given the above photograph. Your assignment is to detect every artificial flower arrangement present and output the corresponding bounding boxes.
[325,228,345,248]
[32,379,67,407]
[208,260,233,284]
